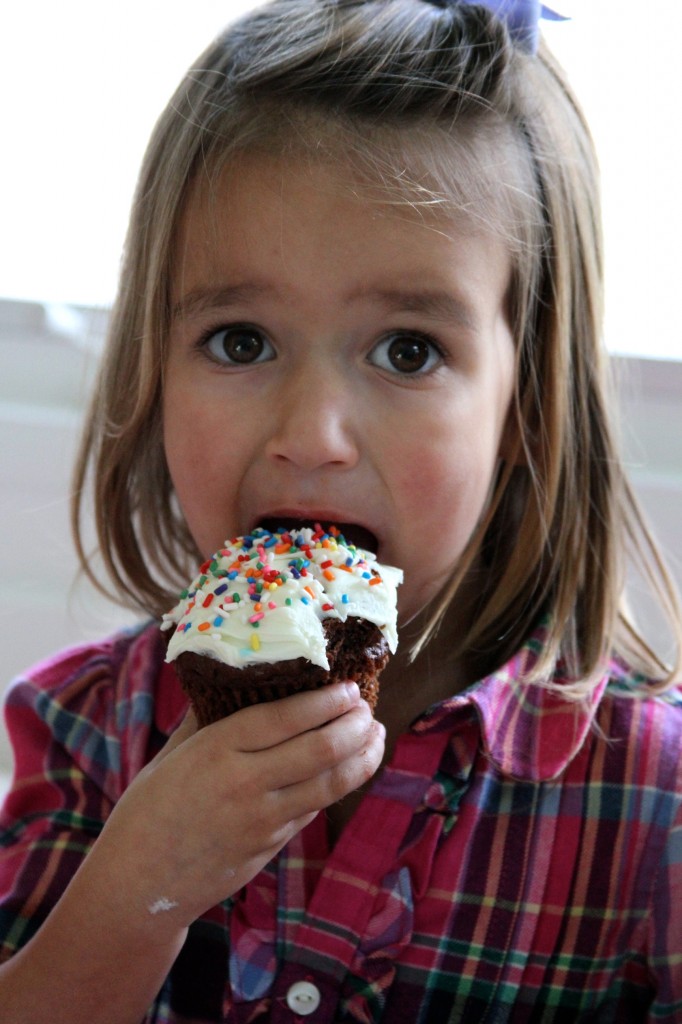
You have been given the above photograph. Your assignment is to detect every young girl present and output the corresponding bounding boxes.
[1,1,680,1021]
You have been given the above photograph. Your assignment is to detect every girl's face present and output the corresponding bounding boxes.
[164,156,516,624]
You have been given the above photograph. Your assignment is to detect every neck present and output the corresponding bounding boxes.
[326,610,471,847]
[374,605,473,748]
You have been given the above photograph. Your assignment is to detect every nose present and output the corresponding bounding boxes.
[263,362,361,471]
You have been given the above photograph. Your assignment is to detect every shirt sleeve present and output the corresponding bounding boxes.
[0,626,166,963]
[0,666,117,960]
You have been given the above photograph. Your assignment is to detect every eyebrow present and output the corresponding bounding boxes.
[172,283,478,331]
[356,287,478,331]
[171,284,273,321]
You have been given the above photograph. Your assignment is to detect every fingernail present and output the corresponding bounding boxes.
[345,681,360,700]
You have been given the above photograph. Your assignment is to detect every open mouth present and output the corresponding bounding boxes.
[255,517,380,556]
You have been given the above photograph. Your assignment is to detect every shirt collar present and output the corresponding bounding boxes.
[414,624,609,783]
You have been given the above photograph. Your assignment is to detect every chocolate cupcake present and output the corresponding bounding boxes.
[161,524,402,727]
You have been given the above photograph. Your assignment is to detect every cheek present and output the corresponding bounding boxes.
[394,425,495,532]
[163,370,234,483]
[162,387,242,552]
[163,388,197,495]
[391,434,499,618]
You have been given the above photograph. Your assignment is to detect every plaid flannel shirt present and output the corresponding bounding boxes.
[1,621,681,1022]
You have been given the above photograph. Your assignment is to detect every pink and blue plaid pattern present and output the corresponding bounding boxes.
[1,621,681,1022]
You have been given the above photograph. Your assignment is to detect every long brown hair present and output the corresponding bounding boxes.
[71,0,681,693]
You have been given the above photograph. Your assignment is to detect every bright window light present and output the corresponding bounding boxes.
[1,0,680,359]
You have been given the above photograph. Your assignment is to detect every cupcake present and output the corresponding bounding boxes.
[161,524,403,727]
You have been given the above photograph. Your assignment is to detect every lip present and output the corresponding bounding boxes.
[249,508,381,556]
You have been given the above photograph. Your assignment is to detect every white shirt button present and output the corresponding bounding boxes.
[286,980,321,1016]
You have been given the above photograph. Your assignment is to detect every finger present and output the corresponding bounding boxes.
[264,701,376,790]
[242,809,320,879]
[213,681,363,752]
[277,718,386,820]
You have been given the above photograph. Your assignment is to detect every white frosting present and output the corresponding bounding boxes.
[162,525,403,670]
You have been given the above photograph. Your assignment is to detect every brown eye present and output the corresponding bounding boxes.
[369,332,442,375]
[204,325,274,365]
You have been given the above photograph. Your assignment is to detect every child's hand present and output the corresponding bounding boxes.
[96,681,384,932]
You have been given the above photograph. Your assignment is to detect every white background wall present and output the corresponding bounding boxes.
[0,303,138,787]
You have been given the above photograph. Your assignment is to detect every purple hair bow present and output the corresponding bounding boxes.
[432,1,568,54]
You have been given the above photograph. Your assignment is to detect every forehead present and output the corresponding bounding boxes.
[170,152,514,344]
[176,151,463,256]
[176,105,539,256]
[174,130,524,270]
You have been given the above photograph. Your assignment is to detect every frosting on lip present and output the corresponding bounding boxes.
[162,523,403,670]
